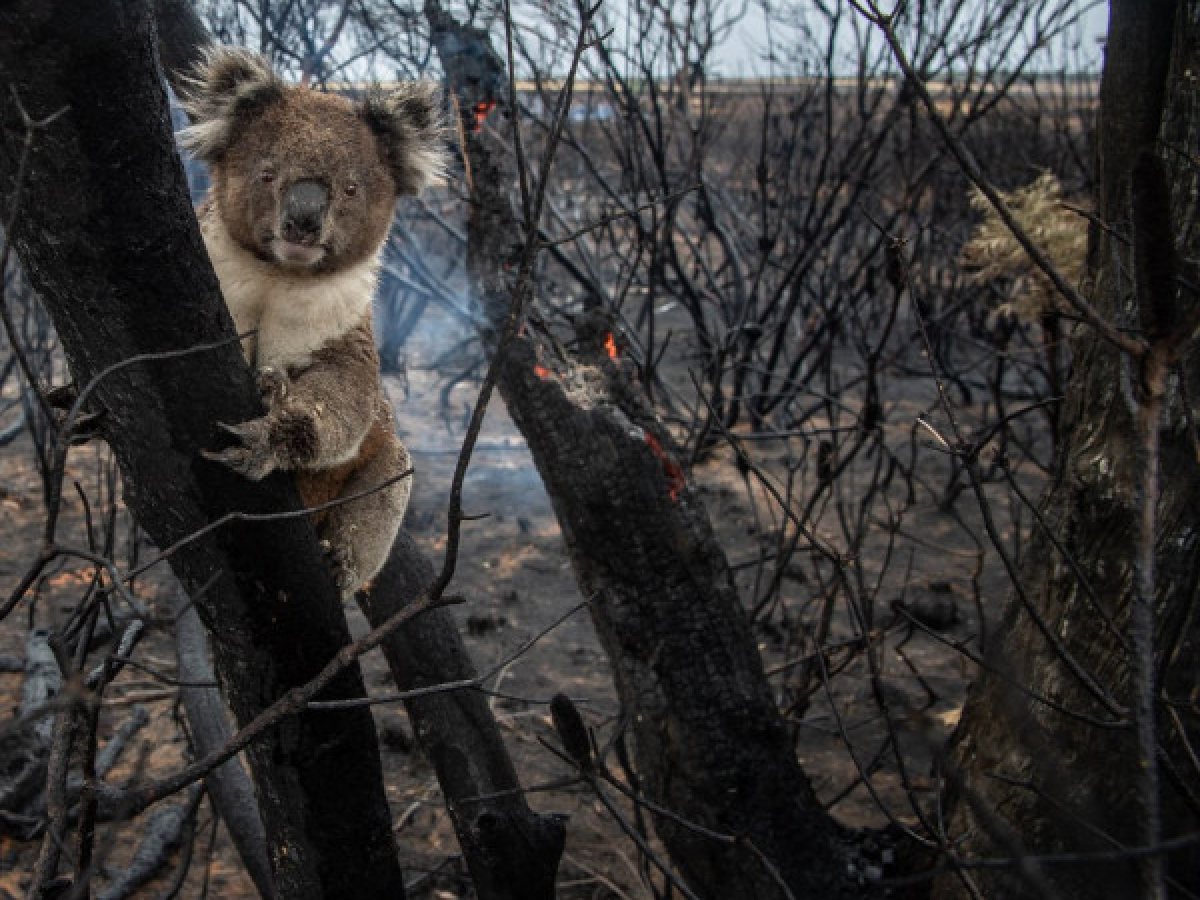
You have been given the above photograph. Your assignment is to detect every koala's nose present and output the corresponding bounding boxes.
[281,179,329,245]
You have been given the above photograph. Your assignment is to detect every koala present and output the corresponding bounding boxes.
[182,47,443,597]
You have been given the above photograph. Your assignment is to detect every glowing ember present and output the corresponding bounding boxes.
[534,364,552,379]
[472,100,496,132]
[643,432,685,502]
[603,332,619,361]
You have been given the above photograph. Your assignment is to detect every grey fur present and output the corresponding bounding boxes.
[179,46,284,162]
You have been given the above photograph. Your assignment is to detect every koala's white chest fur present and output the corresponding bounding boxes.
[200,208,379,372]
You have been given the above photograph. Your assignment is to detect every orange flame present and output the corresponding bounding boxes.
[643,432,685,502]
[534,365,552,379]
[472,101,496,132]
[603,332,619,361]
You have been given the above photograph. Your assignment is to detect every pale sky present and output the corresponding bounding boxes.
[600,0,1110,78]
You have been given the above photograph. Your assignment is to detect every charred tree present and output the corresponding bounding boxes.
[427,4,856,897]
[148,4,568,895]
[364,532,566,900]
[122,5,569,897]
[0,3,404,897]
[935,2,1200,897]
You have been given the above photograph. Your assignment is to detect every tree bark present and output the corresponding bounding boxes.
[148,2,568,893]
[428,6,856,896]
[0,4,404,897]
[934,2,1200,897]
[363,532,566,900]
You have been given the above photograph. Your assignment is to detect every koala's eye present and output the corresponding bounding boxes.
[259,169,276,184]
[344,182,358,197]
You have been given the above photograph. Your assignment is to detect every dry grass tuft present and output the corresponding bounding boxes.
[962,172,1087,324]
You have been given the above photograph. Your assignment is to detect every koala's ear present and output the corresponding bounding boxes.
[179,46,284,162]
[361,83,446,195]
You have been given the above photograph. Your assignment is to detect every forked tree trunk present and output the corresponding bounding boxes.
[934,2,1200,897]
[0,3,403,898]
[150,7,568,896]
[429,6,856,896]
[363,533,566,900]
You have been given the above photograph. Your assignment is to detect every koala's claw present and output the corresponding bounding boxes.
[335,568,360,598]
[320,538,360,598]
[203,419,278,480]
[257,367,289,409]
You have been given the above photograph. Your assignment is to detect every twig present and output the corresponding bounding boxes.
[306,601,587,710]
[849,0,1144,359]
[112,577,453,818]
[431,0,600,600]
[892,605,1125,730]
[0,332,253,622]
[0,88,69,426]
[880,832,1200,890]
[124,468,413,581]
[905,242,1125,719]
[540,185,699,248]
[27,613,99,899]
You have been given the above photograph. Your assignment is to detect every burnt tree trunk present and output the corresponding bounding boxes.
[428,5,856,897]
[148,6,568,895]
[0,4,405,897]
[364,533,566,900]
[934,2,1200,897]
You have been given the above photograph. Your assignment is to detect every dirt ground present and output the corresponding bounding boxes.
[0,300,1030,899]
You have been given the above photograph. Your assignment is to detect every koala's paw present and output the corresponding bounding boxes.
[320,538,361,599]
[203,419,278,480]
[256,367,289,409]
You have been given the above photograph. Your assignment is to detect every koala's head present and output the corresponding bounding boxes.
[181,47,443,274]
